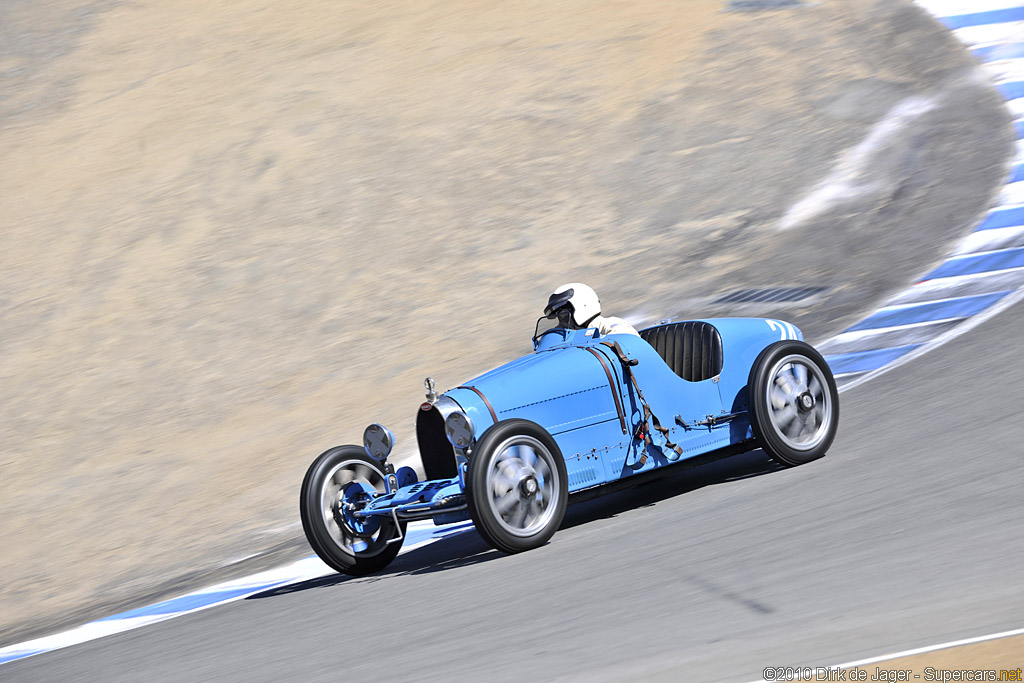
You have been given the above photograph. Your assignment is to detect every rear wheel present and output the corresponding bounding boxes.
[748,340,839,467]
[299,446,405,575]
[466,419,568,554]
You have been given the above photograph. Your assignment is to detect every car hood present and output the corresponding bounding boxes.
[445,343,620,436]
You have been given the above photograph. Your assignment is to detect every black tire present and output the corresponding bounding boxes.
[466,419,569,554]
[299,445,405,575]
[748,340,839,467]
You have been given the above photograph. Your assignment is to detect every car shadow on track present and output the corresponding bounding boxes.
[248,448,784,600]
[561,447,783,530]
[246,532,503,599]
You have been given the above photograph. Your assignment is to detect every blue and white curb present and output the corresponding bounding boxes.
[4,0,1024,668]
[0,520,475,665]
[820,0,1024,391]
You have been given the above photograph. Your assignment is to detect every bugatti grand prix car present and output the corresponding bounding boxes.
[300,317,839,575]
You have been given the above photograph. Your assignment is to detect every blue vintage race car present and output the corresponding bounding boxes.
[300,317,839,575]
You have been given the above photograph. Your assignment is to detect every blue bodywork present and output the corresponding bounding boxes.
[356,318,804,527]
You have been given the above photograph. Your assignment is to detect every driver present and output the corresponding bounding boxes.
[544,283,639,337]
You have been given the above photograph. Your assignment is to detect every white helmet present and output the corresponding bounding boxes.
[544,283,601,329]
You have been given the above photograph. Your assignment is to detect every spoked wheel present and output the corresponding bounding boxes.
[466,419,568,554]
[299,446,405,575]
[749,340,839,467]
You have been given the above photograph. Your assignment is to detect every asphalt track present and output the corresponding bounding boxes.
[5,289,1023,682]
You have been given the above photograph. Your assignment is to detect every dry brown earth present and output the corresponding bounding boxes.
[0,0,1009,642]
[842,635,1024,680]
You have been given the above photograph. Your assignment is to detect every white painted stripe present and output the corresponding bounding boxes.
[885,267,1024,305]
[839,286,1024,392]
[953,20,1024,48]
[191,556,333,593]
[767,319,789,340]
[0,558,334,663]
[745,626,1024,681]
[820,320,965,357]
[1015,139,1024,163]
[872,291,999,312]
[832,371,864,380]
[821,317,963,346]
[831,626,1024,670]
[0,616,172,662]
[1007,97,1024,118]
[918,0,1024,15]
[941,244,1024,259]
[884,268,1024,305]
[999,179,1024,205]
[917,266,1024,286]
[982,57,1024,83]
[954,225,1024,253]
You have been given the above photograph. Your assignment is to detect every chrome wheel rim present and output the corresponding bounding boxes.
[765,354,832,452]
[319,459,389,556]
[484,435,560,538]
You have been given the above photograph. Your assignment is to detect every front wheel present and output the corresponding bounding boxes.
[466,419,568,554]
[748,340,839,467]
[299,446,405,575]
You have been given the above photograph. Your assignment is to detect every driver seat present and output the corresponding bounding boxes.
[639,321,723,383]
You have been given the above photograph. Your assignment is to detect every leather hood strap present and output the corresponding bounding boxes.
[456,385,498,423]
